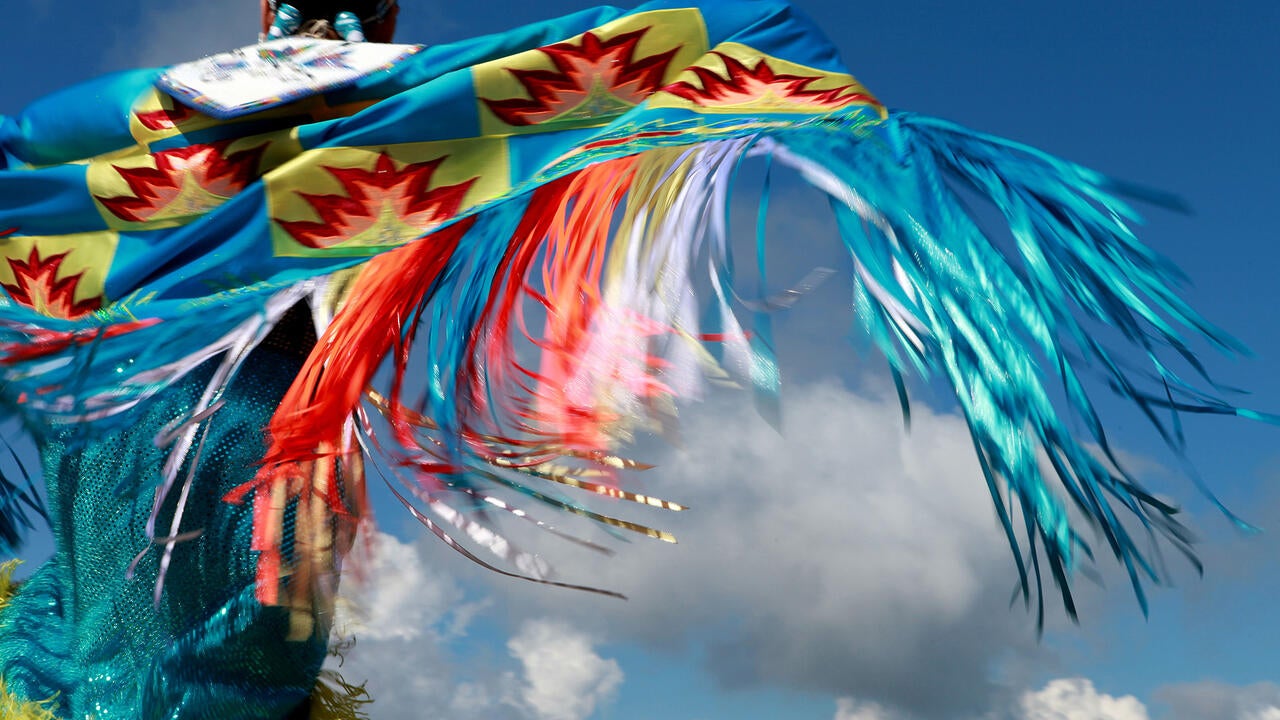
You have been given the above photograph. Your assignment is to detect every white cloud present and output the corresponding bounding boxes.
[482,382,1046,718]
[325,531,519,720]
[334,528,483,642]
[835,697,898,720]
[507,619,623,720]
[1018,678,1148,720]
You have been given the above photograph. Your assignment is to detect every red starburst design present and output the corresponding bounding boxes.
[277,151,477,249]
[483,28,679,126]
[135,102,199,131]
[2,247,102,320]
[95,141,266,223]
[664,53,875,110]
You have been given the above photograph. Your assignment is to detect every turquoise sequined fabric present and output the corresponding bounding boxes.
[0,315,326,719]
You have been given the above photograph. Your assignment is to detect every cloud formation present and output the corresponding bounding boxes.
[484,382,1045,718]
[335,529,485,643]
[327,532,516,720]
[507,619,623,720]
[1018,678,1149,720]
[329,533,624,720]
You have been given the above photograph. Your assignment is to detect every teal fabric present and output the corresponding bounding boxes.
[0,322,326,719]
[0,0,1268,715]
[0,0,893,427]
[0,3,890,714]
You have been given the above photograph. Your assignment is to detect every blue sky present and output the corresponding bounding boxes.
[4,1,1280,719]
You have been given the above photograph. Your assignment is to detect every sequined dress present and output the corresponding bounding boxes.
[0,314,326,719]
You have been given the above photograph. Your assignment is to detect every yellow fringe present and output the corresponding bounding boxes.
[0,559,20,615]
[309,669,372,720]
[0,678,60,720]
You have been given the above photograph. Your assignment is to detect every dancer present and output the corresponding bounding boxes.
[0,1,1266,717]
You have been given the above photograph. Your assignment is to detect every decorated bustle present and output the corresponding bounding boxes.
[0,1,1272,716]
